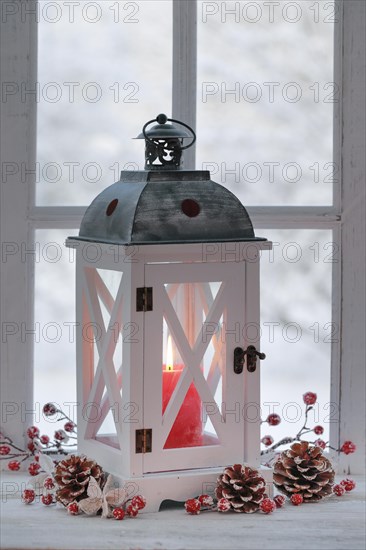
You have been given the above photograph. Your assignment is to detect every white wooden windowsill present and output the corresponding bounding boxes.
[0,472,365,550]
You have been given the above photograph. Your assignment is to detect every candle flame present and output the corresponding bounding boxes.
[166,335,174,371]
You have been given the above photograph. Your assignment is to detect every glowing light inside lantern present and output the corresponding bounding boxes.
[162,333,202,448]
[166,335,174,371]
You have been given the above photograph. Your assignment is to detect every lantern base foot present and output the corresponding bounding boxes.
[115,465,273,514]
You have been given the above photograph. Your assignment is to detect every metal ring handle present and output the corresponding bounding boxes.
[142,115,196,151]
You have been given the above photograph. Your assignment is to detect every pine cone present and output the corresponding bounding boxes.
[215,464,266,513]
[273,441,335,502]
[54,454,104,506]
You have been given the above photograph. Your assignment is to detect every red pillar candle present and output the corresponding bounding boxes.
[162,337,202,448]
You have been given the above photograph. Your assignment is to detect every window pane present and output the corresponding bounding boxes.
[37,1,172,206]
[260,229,333,447]
[34,229,76,436]
[197,0,335,205]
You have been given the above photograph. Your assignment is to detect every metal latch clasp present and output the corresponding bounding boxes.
[233,345,266,373]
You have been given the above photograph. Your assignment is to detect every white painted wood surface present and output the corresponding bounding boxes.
[29,205,341,229]
[243,260,261,466]
[333,0,366,475]
[0,1,37,449]
[172,0,197,170]
[0,471,365,550]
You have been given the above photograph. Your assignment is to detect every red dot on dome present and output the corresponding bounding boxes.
[181,199,200,218]
[106,199,118,216]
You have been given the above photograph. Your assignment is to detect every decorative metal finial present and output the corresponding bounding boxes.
[136,114,196,171]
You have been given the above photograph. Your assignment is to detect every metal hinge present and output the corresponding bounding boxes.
[135,428,152,453]
[136,287,153,312]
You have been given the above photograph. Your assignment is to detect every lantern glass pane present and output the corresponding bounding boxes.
[82,266,124,447]
[161,282,227,449]
[197,0,335,205]
[94,409,119,448]
[260,229,333,448]
[93,268,124,375]
[36,0,172,206]
[163,282,221,343]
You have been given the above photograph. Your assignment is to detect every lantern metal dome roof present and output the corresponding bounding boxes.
[74,170,266,245]
[70,115,266,246]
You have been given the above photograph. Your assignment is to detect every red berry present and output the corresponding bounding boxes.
[67,502,79,515]
[113,507,125,520]
[274,495,286,508]
[8,460,20,471]
[54,429,68,442]
[27,428,39,440]
[43,477,55,490]
[184,498,201,515]
[126,504,138,517]
[290,494,303,506]
[198,494,214,507]
[40,435,50,445]
[43,403,57,417]
[314,438,326,449]
[64,421,75,433]
[27,441,36,452]
[28,462,41,476]
[333,484,346,497]
[340,478,356,492]
[0,445,11,455]
[314,425,324,435]
[22,489,35,504]
[260,498,276,514]
[266,413,281,426]
[41,494,54,506]
[131,495,146,510]
[217,497,231,512]
[261,435,274,447]
[340,441,356,455]
[303,392,317,405]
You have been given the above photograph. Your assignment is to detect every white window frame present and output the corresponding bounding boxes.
[1,0,364,473]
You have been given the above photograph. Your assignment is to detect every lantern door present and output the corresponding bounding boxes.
[142,261,249,473]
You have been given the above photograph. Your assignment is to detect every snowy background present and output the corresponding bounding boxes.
[34,0,335,446]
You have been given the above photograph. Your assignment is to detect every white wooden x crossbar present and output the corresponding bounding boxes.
[82,268,124,443]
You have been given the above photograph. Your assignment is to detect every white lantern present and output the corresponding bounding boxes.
[66,115,272,512]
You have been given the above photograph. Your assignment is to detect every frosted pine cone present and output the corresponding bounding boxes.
[54,455,104,506]
[273,441,335,502]
[215,464,266,513]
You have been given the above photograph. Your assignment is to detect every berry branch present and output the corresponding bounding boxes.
[260,391,357,465]
[0,403,77,475]
[1,393,357,476]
